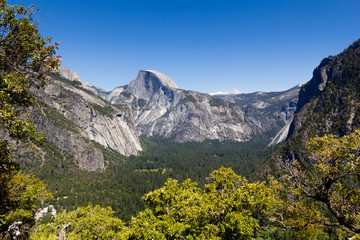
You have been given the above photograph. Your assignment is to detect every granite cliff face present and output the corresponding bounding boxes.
[21,67,303,171]
[278,39,360,162]
[213,87,299,123]
[211,85,301,144]
[127,70,178,101]
[103,70,291,142]
[25,68,142,171]
[58,66,81,82]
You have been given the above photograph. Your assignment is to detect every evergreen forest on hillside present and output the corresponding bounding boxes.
[21,136,276,222]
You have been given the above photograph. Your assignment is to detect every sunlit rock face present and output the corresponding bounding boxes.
[29,68,142,171]
[76,69,300,145]
[127,70,178,101]
[58,66,81,82]
[16,66,302,171]
[277,39,360,163]
[105,70,292,143]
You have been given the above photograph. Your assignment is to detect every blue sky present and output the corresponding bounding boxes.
[14,0,360,93]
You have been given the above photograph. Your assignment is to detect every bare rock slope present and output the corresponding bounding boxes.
[29,68,142,171]
[104,70,285,142]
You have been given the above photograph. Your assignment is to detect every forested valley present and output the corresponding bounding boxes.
[21,136,275,222]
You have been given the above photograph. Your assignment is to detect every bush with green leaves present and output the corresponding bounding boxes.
[127,167,276,239]
[273,129,360,239]
[0,0,59,237]
[31,205,126,240]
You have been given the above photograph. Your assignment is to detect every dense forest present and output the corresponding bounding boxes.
[20,136,276,221]
[29,130,360,239]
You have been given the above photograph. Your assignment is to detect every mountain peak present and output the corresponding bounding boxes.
[145,70,178,89]
[58,66,82,83]
[127,70,177,100]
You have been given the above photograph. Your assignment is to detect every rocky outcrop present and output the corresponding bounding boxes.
[42,67,302,158]
[43,68,302,149]
[58,66,81,82]
[286,57,335,138]
[213,86,301,144]
[127,70,178,101]
[278,39,360,163]
[105,70,281,142]
[268,117,293,145]
[28,70,142,171]
[134,89,255,142]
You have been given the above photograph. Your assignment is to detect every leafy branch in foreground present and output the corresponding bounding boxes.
[0,0,60,238]
[127,167,276,239]
[276,129,360,238]
[31,205,125,240]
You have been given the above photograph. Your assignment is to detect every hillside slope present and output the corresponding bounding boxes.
[15,69,142,171]
[278,39,360,163]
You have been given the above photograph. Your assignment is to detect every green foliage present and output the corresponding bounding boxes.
[22,136,275,224]
[30,127,360,239]
[31,205,126,240]
[275,129,360,238]
[31,167,276,239]
[127,167,276,239]
[0,0,59,237]
[1,172,52,226]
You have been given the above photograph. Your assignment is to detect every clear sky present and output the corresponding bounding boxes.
[13,0,360,93]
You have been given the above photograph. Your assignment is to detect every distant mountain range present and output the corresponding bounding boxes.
[209,89,247,96]
[81,69,299,144]
[15,65,299,171]
[15,38,360,172]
